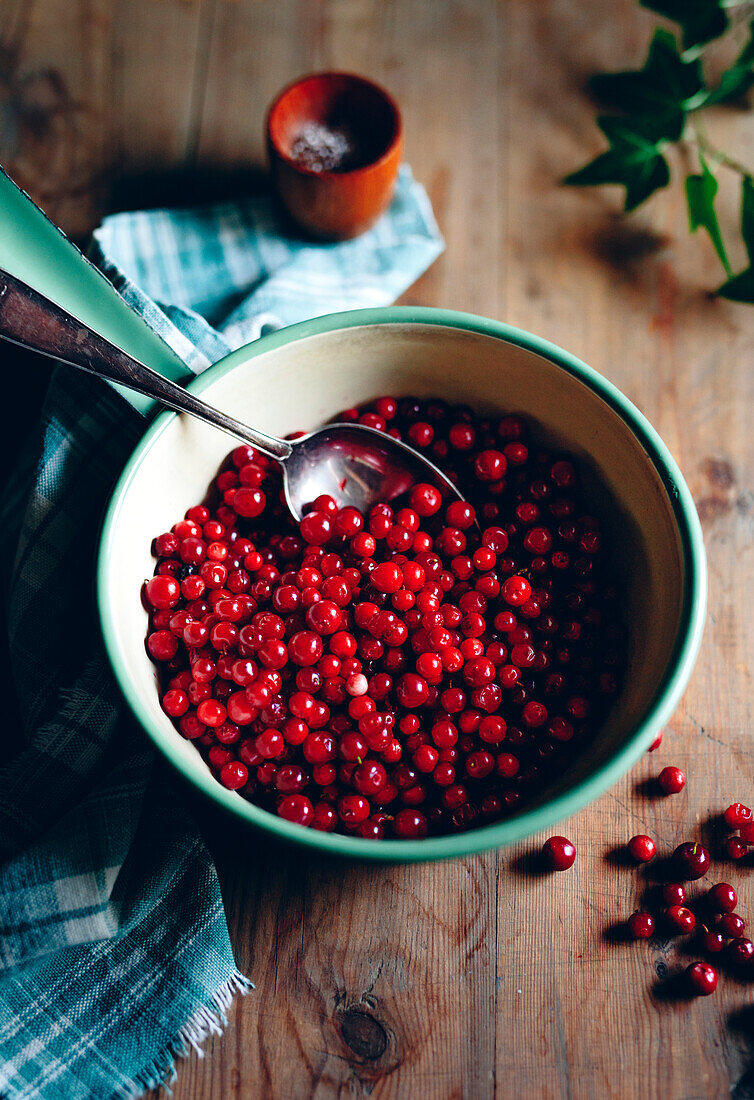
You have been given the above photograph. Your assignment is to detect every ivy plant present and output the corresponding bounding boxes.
[565,1,754,302]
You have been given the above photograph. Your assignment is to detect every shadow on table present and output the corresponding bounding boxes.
[179,769,411,890]
[182,778,412,978]
[107,163,317,248]
[728,1004,754,1098]
[108,164,271,213]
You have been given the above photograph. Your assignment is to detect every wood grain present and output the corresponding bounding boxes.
[1,1,752,1097]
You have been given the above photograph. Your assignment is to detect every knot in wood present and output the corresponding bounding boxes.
[339,1008,388,1061]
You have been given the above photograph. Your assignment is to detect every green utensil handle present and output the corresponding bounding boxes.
[0,164,190,414]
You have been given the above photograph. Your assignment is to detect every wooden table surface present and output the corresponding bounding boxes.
[3,1,753,1097]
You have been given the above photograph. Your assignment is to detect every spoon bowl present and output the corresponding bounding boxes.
[282,420,462,518]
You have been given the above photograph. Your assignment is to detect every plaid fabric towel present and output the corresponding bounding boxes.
[0,164,443,1100]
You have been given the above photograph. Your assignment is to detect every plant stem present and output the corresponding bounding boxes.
[688,123,753,177]
[686,0,754,57]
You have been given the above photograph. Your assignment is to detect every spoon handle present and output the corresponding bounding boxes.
[0,267,293,461]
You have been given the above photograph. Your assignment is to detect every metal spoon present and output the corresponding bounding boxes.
[0,268,464,519]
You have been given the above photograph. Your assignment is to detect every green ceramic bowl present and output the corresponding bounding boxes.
[98,307,706,862]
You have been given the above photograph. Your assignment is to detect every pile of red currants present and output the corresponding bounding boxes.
[143,396,625,839]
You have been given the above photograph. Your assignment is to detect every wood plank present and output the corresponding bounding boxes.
[0,0,111,236]
[0,0,212,235]
[108,0,213,181]
[497,2,754,1097]
[195,0,328,171]
[2,0,752,1095]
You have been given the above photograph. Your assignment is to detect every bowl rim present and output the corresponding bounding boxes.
[98,306,707,863]
[265,70,403,179]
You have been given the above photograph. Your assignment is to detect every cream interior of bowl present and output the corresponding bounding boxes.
[104,323,685,814]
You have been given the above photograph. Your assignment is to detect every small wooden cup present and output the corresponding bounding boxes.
[266,72,403,241]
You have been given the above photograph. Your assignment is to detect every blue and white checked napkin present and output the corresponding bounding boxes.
[0,164,442,1100]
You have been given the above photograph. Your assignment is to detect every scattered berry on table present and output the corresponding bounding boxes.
[727,937,754,970]
[686,962,718,996]
[543,835,576,871]
[723,803,752,828]
[662,883,687,907]
[702,931,726,954]
[674,841,710,881]
[715,912,746,938]
[628,911,655,939]
[628,834,656,863]
[665,905,697,934]
[707,882,737,914]
[724,835,748,861]
[658,766,686,795]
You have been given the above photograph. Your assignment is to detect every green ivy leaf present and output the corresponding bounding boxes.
[718,267,754,301]
[701,20,754,106]
[640,0,728,52]
[717,176,754,302]
[743,176,754,252]
[590,29,706,140]
[685,155,732,275]
[564,114,671,211]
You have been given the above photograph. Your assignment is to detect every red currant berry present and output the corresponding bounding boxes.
[353,761,387,797]
[393,809,429,839]
[197,699,227,728]
[707,882,737,913]
[145,575,180,609]
[278,794,314,826]
[725,835,747,861]
[501,575,532,607]
[162,689,189,718]
[703,931,726,954]
[658,766,686,794]
[338,794,371,826]
[627,835,656,863]
[627,911,655,940]
[474,449,507,482]
[409,483,443,517]
[723,802,752,828]
[448,423,476,451]
[543,836,575,871]
[666,905,696,934]
[233,488,266,518]
[662,883,686,907]
[147,630,179,662]
[396,673,429,709]
[522,701,548,728]
[674,841,710,881]
[465,751,495,780]
[371,561,404,594]
[413,744,439,773]
[686,962,717,996]
[219,761,248,790]
[727,937,754,969]
[715,912,745,938]
[647,729,663,752]
[407,421,434,448]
